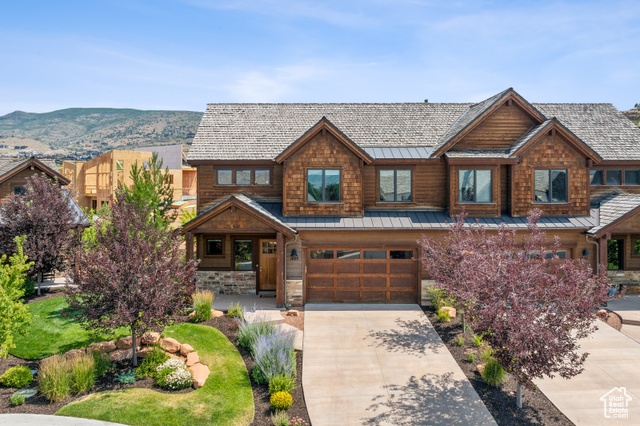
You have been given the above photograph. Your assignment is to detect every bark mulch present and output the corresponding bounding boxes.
[424,307,573,426]
[203,314,310,426]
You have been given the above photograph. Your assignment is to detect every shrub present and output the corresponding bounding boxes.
[454,336,465,346]
[482,358,506,387]
[70,352,96,395]
[39,355,71,402]
[428,287,456,310]
[269,374,296,394]
[472,334,484,347]
[10,392,25,406]
[0,365,33,388]
[465,352,476,363]
[91,350,113,379]
[252,330,296,385]
[115,370,137,384]
[135,346,169,378]
[22,277,35,297]
[289,417,309,426]
[270,410,289,426]
[155,359,193,390]
[270,391,293,411]
[437,310,451,322]
[191,290,214,323]
[480,346,493,363]
[227,302,244,319]
[237,317,277,353]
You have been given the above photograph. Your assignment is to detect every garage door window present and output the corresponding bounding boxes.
[390,250,413,259]
[337,250,360,259]
[364,250,386,259]
[310,250,333,259]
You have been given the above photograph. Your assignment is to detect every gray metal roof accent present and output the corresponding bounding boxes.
[587,193,640,235]
[445,150,510,159]
[362,146,434,159]
[65,190,90,227]
[257,202,598,231]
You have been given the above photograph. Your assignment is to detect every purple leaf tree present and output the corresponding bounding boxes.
[0,174,79,295]
[66,192,198,366]
[418,210,609,408]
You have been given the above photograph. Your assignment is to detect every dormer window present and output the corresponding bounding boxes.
[458,169,492,203]
[534,169,567,203]
[307,169,340,202]
[379,169,412,202]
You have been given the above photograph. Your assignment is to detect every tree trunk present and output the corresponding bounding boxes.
[131,327,138,367]
[37,271,42,296]
[517,381,522,408]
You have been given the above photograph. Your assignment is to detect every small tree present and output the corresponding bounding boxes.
[125,153,177,227]
[0,174,79,295]
[0,236,32,359]
[67,192,197,366]
[419,210,609,408]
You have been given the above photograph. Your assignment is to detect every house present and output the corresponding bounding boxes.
[180,88,640,307]
[62,144,197,211]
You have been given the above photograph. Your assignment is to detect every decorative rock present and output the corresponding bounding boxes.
[109,348,140,362]
[186,351,200,367]
[15,389,37,399]
[180,344,194,356]
[189,362,210,389]
[137,347,154,358]
[116,336,135,349]
[476,364,486,375]
[87,341,116,353]
[596,309,609,318]
[160,337,181,353]
[439,306,457,318]
[210,309,224,318]
[64,349,85,359]
[167,352,186,361]
[141,332,161,345]
[286,310,299,317]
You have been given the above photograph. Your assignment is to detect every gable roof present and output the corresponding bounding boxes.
[0,157,69,185]
[188,91,640,162]
[275,117,372,164]
[587,192,640,237]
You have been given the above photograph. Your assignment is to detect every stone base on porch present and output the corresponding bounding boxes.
[286,279,303,306]
[608,270,640,286]
[197,271,256,295]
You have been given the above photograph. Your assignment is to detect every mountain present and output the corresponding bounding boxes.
[0,108,203,156]
[622,109,640,126]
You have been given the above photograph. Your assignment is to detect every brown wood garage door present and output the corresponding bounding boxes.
[306,248,417,303]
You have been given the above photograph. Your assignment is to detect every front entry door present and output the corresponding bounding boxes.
[259,240,277,291]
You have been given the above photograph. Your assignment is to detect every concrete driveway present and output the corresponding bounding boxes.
[534,322,640,425]
[302,304,496,425]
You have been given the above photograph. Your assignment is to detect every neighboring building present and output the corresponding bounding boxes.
[180,88,640,307]
[62,144,197,211]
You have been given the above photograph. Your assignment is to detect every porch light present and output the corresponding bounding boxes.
[582,248,590,257]
[290,248,299,261]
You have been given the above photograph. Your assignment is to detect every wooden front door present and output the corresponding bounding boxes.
[259,240,278,291]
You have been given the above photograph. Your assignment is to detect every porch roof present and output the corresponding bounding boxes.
[587,192,640,238]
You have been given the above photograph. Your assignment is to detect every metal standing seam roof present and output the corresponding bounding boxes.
[587,193,640,236]
[362,146,434,159]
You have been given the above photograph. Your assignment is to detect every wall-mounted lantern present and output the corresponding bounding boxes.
[290,248,299,261]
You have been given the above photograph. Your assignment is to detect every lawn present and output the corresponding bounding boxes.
[56,323,254,426]
[10,297,129,359]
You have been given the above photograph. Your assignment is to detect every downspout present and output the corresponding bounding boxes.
[586,235,600,273]
[283,233,299,310]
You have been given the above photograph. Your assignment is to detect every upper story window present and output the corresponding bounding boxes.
[626,170,640,186]
[590,170,603,185]
[216,168,271,186]
[458,169,492,203]
[205,238,223,256]
[606,170,622,185]
[379,169,412,202]
[534,169,567,203]
[13,186,26,196]
[307,169,340,203]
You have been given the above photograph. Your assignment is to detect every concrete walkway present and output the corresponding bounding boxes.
[0,414,124,425]
[303,304,496,425]
[535,322,640,425]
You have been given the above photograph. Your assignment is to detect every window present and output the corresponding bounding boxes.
[625,170,640,186]
[390,250,413,259]
[364,250,386,259]
[217,170,232,185]
[234,240,253,271]
[534,169,567,203]
[235,170,251,185]
[606,170,622,185]
[261,241,277,254]
[116,160,124,171]
[307,169,340,202]
[458,169,492,203]
[379,169,412,202]
[337,250,360,259]
[590,170,603,185]
[254,170,270,185]
[634,238,640,256]
[205,238,223,256]
[12,186,26,196]
[310,250,333,259]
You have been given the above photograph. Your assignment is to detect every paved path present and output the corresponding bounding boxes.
[535,322,640,425]
[608,295,640,323]
[0,414,124,425]
[303,304,496,425]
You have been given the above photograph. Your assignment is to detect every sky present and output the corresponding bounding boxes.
[1,0,640,115]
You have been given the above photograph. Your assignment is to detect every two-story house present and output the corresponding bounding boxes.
[180,88,640,307]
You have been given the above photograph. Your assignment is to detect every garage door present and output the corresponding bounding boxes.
[306,248,417,303]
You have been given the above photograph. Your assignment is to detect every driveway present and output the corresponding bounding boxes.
[534,322,640,425]
[302,304,496,425]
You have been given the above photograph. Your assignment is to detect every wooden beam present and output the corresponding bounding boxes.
[276,232,284,307]
[192,227,278,234]
[186,232,194,261]
[599,236,608,273]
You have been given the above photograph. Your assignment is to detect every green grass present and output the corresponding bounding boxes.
[10,297,129,359]
[56,323,254,426]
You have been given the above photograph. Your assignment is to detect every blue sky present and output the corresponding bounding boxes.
[1,0,639,115]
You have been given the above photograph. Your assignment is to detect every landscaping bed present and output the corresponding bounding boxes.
[424,306,573,426]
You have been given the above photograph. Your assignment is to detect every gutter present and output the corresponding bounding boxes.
[283,233,299,310]
[586,235,600,273]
